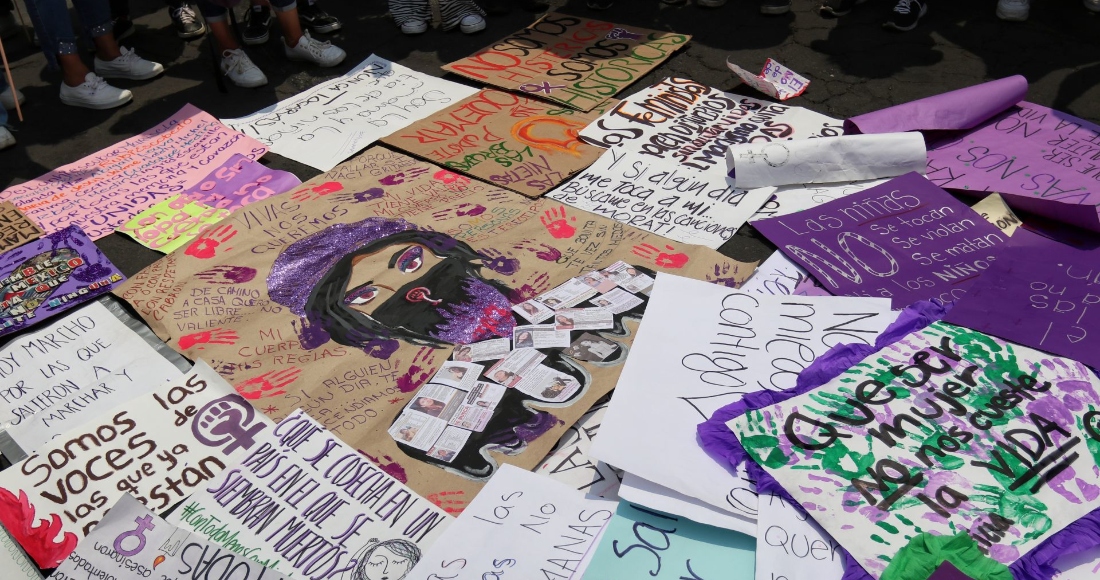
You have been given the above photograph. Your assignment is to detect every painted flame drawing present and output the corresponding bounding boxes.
[0,487,79,568]
[153,555,166,568]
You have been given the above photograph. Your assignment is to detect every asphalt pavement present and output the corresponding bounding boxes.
[2,0,1099,275]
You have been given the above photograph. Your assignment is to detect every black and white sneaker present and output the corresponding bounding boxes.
[298,0,342,34]
[883,0,926,31]
[243,5,272,45]
[170,3,206,39]
[819,0,866,16]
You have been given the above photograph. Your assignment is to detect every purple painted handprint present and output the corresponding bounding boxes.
[196,265,257,285]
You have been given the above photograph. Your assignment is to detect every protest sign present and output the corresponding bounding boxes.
[737,251,829,297]
[118,195,231,254]
[944,229,1100,369]
[0,202,43,253]
[845,76,1028,135]
[49,494,292,580]
[582,502,755,579]
[0,300,184,453]
[115,146,751,506]
[0,105,263,239]
[179,153,301,211]
[727,133,927,189]
[727,58,810,101]
[535,394,622,498]
[170,408,451,578]
[971,193,1022,236]
[728,321,1100,577]
[589,274,895,528]
[442,14,689,112]
[755,492,844,580]
[0,361,272,568]
[0,225,125,338]
[924,103,1100,232]
[579,78,841,169]
[224,55,478,172]
[407,465,614,580]
[753,172,1010,309]
[381,89,605,198]
[617,474,749,531]
[0,527,39,580]
[748,179,886,221]
[547,147,773,248]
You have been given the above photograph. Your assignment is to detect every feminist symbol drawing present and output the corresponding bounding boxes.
[192,394,268,454]
[519,81,566,95]
[114,514,156,557]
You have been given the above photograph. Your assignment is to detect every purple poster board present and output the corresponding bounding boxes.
[944,229,1100,370]
[180,153,301,211]
[752,172,1009,309]
[925,102,1100,232]
[0,225,125,337]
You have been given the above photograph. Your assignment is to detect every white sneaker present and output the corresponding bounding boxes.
[401,20,428,34]
[0,127,14,150]
[59,73,132,109]
[0,85,23,109]
[1085,0,1100,12]
[459,14,485,34]
[996,0,1029,20]
[284,31,345,67]
[697,0,728,6]
[221,49,268,88]
[94,46,165,80]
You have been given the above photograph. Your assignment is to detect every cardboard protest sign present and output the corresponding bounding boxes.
[590,274,895,532]
[0,361,272,568]
[582,502,755,579]
[0,105,264,239]
[407,465,615,580]
[755,492,844,580]
[50,494,292,580]
[925,103,1100,232]
[0,300,184,453]
[0,225,125,338]
[443,14,689,112]
[753,172,1010,309]
[0,527,39,580]
[114,146,754,508]
[179,153,301,211]
[547,147,773,248]
[170,409,450,578]
[224,55,478,171]
[944,230,1100,369]
[536,394,622,499]
[971,193,1022,236]
[728,321,1100,577]
[748,180,887,221]
[727,58,810,101]
[381,89,605,198]
[0,202,43,252]
[579,78,841,170]
[118,195,231,254]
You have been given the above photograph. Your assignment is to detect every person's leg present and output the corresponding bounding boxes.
[389,0,430,34]
[243,0,273,45]
[198,0,267,87]
[166,0,205,39]
[68,0,163,79]
[438,0,484,33]
[883,0,927,30]
[0,77,11,150]
[296,0,341,35]
[276,0,344,67]
[0,0,18,39]
[996,0,1029,20]
[270,0,303,47]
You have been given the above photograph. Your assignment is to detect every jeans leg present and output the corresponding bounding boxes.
[70,0,113,39]
[22,0,81,70]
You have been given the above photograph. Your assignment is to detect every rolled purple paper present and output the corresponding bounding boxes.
[844,76,1028,135]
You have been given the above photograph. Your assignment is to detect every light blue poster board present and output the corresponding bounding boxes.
[583,502,756,579]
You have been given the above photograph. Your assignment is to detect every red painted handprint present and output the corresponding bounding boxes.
[185,224,237,259]
[291,181,344,202]
[427,490,468,515]
[195,265,257,285]
[432,203,486,220]
[632,243,689,269]
[362,451,409,483]
[540,205,577,239]
[433,170,471,191]
[178,328,239,350]
[396,347,438,393]
[512,239,562,262]
[234,367,302,400]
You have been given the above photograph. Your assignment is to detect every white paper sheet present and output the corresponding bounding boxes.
[0,301,183,452]
[727,133,927,189]
[755,492,845,580]
[618,473,755,534]
[0,527,39,580]
[748,179,887,221]
[407,464,616,580]
[169,408,451,579]
[223,55,478,171]
[547,147,773,248]
[972,192,1022,236]
[738,252,829,297]
[48,494,292,580]
[727,58,810,101]
[589,274,896,523]
[536,396,622,499]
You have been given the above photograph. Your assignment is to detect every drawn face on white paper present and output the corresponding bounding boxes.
[360,543,416,580]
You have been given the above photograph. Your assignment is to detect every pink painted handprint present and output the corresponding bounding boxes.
[540,205,577,239]
[178,328,239,350]
[234,367,302,400]
[632,243,689,269]
[185,224,237,259]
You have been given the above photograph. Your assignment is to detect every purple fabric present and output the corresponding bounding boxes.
[844,76,1027,135]
[751,172,1009,309]
[944,229,1100,370]
[929,561,976,580]
[180,154,301,211]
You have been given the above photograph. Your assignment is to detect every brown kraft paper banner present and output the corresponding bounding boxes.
[114,146,755,511]
[0,201,45,252]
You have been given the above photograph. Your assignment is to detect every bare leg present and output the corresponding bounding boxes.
[58,53,92,87]
[274,8,302,47]
[209,19,240,51]
[92,32,122,61]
